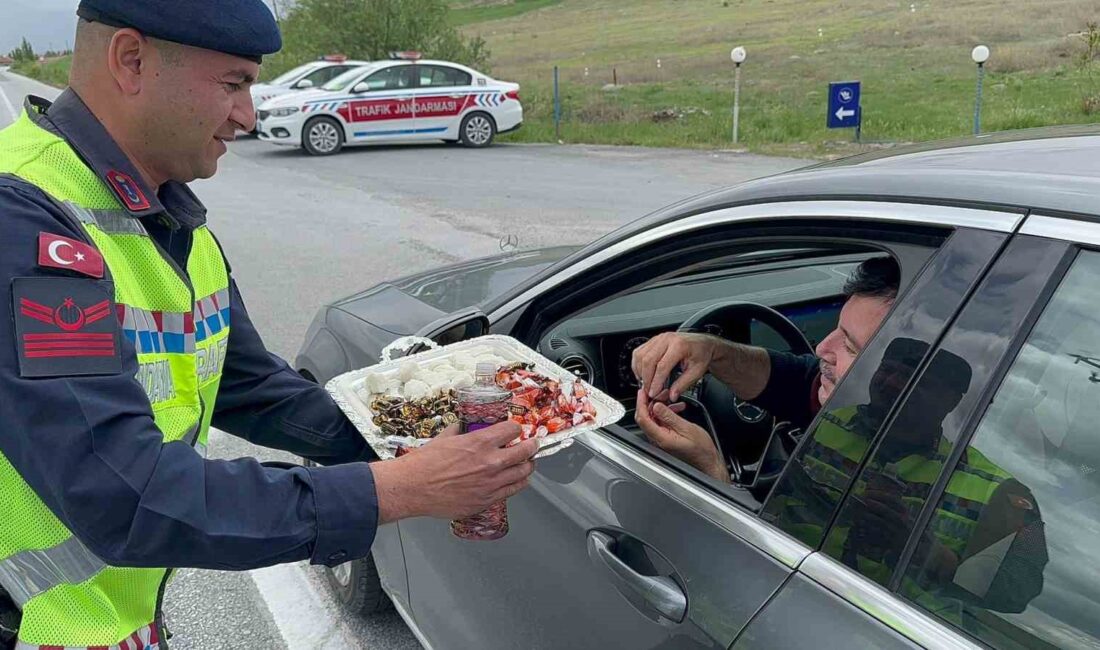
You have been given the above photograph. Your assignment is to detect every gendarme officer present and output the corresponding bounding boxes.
[0,2,537,648]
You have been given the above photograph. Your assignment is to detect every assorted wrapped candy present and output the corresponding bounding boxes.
[496,363,598,440]
[361,350,599,451]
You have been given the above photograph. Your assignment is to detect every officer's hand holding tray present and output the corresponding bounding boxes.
[327,335,625,540]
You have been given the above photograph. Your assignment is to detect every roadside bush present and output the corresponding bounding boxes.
[1083,95,1100,115]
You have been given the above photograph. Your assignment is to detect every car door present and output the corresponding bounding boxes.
[407,64,474,139]
[343,64,419,143]
[737,223,1090,649]
[397,201,1016,650]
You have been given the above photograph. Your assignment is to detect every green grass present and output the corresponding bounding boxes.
[16,3,1100,156]
[12,56,71,89]
[463,0,1100,156]
[450,0,563,26]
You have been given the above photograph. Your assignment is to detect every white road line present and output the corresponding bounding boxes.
[250,562,361,649]
[206,428,359,648]
[0,80,17,122]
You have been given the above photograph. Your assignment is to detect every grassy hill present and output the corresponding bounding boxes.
[458,0,1100,155]
[11,2,1098,156]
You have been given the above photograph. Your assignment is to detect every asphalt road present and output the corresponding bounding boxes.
[0,68,807,648]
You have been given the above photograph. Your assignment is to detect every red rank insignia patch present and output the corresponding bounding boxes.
[12,277,122,377]
[38,232,105,278]
[106,169,151,211]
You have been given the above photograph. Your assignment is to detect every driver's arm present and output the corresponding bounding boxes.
[632,333,773,402]
[749,351,821,429]
[633,333,821,427]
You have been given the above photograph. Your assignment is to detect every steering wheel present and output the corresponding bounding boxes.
[676,301,813,487]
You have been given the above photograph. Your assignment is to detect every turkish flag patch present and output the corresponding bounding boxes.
[12,277,122,377]
[38,232,105,278]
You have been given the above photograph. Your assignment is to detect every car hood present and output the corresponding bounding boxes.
[333,246,578,335]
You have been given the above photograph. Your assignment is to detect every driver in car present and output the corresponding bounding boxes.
[631,256,900,483]
[632,256,1049,619]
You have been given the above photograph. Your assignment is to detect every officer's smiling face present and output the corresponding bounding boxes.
[142,42,259,182]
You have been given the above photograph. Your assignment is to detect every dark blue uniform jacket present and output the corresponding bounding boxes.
[0,90,378,571]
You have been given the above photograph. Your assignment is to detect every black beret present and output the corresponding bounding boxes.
[77,0,281,63]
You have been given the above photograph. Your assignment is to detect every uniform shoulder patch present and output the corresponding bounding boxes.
[12,277,122,378]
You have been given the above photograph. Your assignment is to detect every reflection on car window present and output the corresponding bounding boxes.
[418,65,472,88]
[304,65,348,86]
[322,66,374,92]
[269,63,318,85]
[359,65,418,92]
[761,337,934,549]
[902,251,1100,649]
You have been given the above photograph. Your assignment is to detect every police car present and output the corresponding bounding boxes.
[250,55,371,108]
[255,54,522,155]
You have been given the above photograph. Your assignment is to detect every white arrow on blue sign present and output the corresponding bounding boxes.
[827,81,861,129]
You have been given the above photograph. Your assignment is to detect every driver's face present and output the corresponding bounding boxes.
[815,295,893,405]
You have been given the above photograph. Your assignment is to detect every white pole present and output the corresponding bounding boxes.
[733,63,742,144]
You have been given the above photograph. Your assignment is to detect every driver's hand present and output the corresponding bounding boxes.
[632,332,721,401]
[635,389,730,483]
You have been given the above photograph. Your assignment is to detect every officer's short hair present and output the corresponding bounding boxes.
[843,256,900,302]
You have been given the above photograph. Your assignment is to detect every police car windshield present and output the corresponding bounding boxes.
[323,66,375,92]
[269,62,322,86]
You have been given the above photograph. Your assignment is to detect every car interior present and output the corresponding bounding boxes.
[512,221,948,510]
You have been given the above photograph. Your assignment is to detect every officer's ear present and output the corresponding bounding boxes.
[106,28,149,96]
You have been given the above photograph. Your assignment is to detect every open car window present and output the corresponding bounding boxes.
[515,219,965,513]
[547,248,868,402]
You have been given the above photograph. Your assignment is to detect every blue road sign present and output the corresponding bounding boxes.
[827,81,861,129]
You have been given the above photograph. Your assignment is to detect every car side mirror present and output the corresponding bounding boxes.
[294,79,314,89]
[413,308,490,351]
[351,82,371,94]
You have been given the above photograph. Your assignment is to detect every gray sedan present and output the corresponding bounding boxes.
[297,126,1100,649]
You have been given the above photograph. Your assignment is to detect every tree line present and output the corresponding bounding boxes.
[7,37,71,63]
[264,0,490,78]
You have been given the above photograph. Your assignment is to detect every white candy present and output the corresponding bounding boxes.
[451,374,474,389]
[398,361,420,382]
[453,355,477,371]
[428,378,453,395]
[415,371,446,388]
[402,379,431,400]
[363,372,393,395]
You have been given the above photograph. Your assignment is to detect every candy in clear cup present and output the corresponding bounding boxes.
[452,362,513,540]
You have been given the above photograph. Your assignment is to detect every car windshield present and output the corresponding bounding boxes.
[323,66,375,91]
[268,63,321,86]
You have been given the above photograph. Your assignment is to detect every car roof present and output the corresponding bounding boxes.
[373,59,481,72]
[646,126,1100,227]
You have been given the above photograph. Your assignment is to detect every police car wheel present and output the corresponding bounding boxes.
[459,112,496,148]
[303,117,344,156]
[324,554,393,616]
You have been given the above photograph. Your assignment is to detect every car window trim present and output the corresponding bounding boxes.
[580,428,812,569]
[1020,213,1100,248]
[799,552,984,650]
[488,200,1023,323]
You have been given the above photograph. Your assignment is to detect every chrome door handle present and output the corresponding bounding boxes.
[587,531,687,622]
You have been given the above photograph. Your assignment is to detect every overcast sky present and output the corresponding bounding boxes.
[0,0,279,55]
